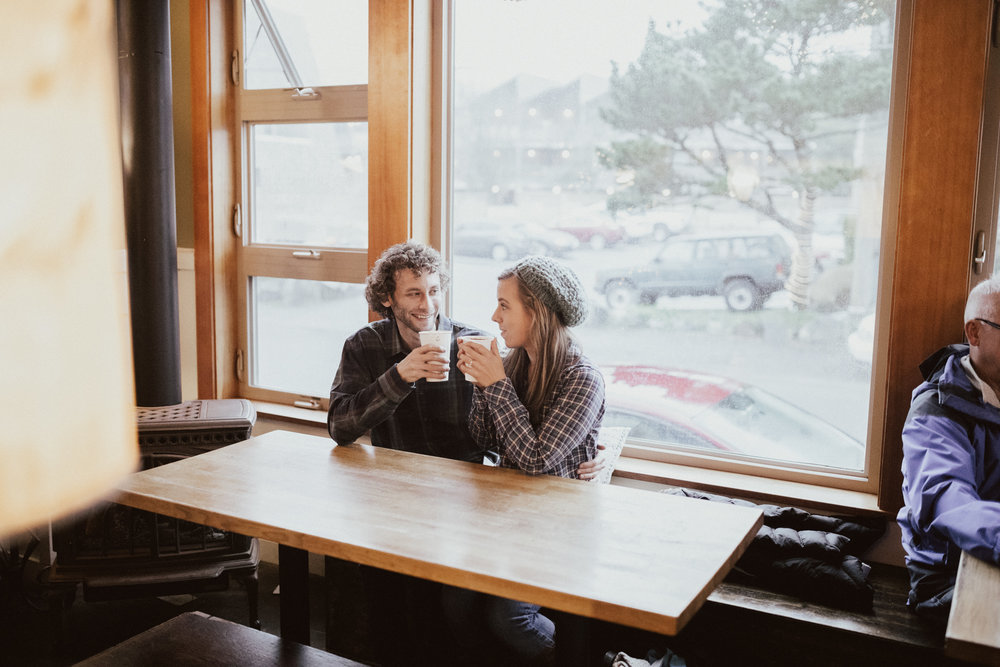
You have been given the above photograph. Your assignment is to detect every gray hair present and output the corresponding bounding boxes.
[965,276,1000,324]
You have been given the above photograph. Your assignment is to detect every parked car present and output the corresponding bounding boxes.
[619,207,693,243]
[453,221,578,261]
[600,364,864,470]
[514,222,580,257]
[553,216,626,249]
[594,231,792,311]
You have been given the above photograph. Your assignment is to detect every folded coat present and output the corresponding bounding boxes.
[665,487,886,610]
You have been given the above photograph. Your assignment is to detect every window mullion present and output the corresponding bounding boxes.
[238,85,368,123]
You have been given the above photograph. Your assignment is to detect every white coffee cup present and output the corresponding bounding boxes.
[460,335,494,382]
[418,330,452,382]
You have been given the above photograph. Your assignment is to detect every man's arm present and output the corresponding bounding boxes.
[328,330,452,444]
[902,406,1000,564]
[327,332,413,445]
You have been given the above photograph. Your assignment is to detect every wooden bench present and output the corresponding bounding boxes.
[946,551,1000,664]
[75,611,368,666]
[594,563,983,667]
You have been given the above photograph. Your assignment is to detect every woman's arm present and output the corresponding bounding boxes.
[482,361,604,476]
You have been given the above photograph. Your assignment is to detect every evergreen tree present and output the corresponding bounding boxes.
[599,0,893,308]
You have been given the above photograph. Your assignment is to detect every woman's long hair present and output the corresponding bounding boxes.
[499,268,576,428]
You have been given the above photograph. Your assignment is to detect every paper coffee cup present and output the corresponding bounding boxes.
[418,330,451,382]
[461,335,494,382]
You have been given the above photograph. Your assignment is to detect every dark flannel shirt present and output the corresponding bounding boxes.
[328,315,491,463]
[469,352,604,478]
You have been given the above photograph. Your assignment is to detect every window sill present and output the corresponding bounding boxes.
[251,401,884,516]
[254,401,327,429]
[612,457,883,516]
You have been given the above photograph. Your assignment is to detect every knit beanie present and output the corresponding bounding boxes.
[512,256,589,327]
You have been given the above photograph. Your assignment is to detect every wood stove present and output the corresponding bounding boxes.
[48,399,261,628]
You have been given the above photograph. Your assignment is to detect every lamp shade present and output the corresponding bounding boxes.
[0,1,138,536]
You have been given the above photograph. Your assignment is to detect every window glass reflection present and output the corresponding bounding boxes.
[250,122,368,248]
[252,278,367,396]
[243,0,367,89]
[451,1,894,471]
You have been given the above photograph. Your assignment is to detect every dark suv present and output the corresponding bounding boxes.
[595,231,792,311]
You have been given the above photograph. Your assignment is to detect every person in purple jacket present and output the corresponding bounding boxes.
[898,276,1000,628]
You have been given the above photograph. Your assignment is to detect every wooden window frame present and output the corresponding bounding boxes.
[190,0,995,512]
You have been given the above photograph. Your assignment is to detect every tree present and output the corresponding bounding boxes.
[599,0,894,308]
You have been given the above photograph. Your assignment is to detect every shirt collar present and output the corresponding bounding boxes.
[960,354,1000,408]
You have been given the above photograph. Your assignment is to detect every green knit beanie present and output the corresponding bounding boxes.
[512,256,588,327]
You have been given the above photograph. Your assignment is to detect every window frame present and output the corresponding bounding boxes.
[232,5,370,408]
[191,0,996,512]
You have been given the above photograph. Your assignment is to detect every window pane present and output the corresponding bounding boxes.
[250,122,367,248]
[452,0,894,472]
[251,278,366,396]
[243,0,367,89]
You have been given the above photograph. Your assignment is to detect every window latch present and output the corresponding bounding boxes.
[292,250,321,260]
[974,230,988,274]
[292,87,321,100]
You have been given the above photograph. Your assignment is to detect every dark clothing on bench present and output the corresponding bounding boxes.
[904,559,956,630]
[665,487,885,610]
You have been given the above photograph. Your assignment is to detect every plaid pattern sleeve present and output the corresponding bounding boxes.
[480,355,604,478]
[327,323,413,446]
[468,385,497,451]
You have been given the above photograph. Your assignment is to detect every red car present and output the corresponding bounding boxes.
[601,364,864,470]
[553,218,625,250]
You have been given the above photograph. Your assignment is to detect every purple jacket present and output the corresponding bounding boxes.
[897,344,1000,569]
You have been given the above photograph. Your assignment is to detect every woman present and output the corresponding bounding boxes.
[446,255,605,664]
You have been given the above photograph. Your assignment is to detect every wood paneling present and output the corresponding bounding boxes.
[190,0,215,399]
[368,1,413,277]
[878,0,993,510]
[191,0,238,399]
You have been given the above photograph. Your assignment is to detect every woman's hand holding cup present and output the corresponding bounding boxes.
[458,336,503,387]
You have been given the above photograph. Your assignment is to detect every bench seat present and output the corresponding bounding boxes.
[75,611,368,666]
[595,563,983,667]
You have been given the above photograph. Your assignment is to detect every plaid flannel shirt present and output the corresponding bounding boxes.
[470,352,604,478]
[327,315,491,462]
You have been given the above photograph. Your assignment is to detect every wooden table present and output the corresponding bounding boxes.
[114,430,762,647]
[946,550,1000,664]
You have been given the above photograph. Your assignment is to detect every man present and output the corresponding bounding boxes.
[329,240,488,462]
[327,241,604,664]
[898,276,1000,628]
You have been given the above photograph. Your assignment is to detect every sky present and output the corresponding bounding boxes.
[453,1,708,93]
[250,0,708,91]
[250,0,883,96]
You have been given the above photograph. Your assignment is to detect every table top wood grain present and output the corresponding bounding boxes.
[114,430,763,635]
[946,550,1000,663]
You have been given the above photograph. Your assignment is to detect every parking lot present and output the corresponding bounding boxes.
[452,241,872,443]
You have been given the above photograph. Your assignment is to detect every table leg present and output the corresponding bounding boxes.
[278,544,310,645]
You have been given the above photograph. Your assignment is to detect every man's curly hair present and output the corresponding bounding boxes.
[365,241,451,318]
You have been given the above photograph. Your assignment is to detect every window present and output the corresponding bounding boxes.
[195,0,995,510]
[235,0,371,405]
[449,1,894,488]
